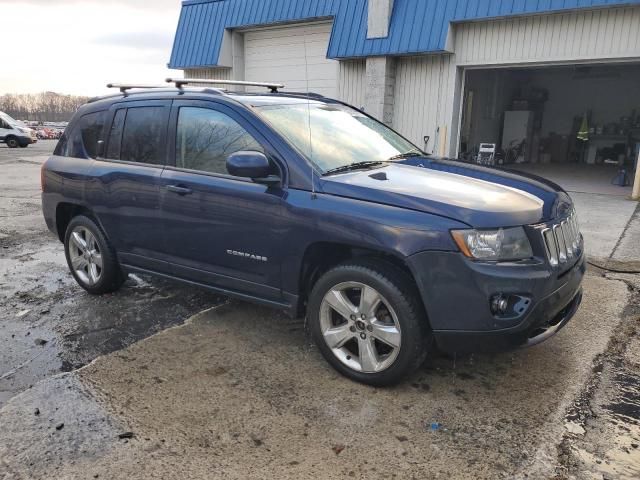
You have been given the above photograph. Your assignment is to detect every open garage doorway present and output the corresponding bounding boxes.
[457,63,640,197]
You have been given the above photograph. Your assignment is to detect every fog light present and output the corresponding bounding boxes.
[490,295,509,315]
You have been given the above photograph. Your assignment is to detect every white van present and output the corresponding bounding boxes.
[0,111,37,148]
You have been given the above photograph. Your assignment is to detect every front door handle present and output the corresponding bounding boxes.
[166,185,193,196]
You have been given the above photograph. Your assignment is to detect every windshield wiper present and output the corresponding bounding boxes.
[386,151,423,161]
[322,161,385,176]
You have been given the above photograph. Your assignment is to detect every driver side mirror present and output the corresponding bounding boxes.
[226,151,281,187]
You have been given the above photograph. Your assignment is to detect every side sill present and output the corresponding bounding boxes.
[121,264,296,314]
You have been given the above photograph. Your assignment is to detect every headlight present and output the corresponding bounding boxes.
[451,227,533,261]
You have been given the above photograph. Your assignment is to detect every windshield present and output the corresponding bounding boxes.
[256,103,421,174]
[0,112,22,128]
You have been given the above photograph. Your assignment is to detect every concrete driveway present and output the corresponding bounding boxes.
[1,143,638,479]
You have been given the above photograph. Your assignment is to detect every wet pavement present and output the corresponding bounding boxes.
[0,142,223,406]
[1,142,639,479]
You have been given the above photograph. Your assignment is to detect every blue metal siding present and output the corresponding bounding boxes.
[169,0,640,68]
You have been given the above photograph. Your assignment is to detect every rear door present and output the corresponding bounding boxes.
[158,100,286,302]
[87,100,171,271]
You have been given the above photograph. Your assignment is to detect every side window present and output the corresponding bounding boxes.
[120,107,166,164]
[0,119,10,129]
[106,109,126,160]
[176,107,264,175]
[80,112,105,158]
[67,111,106,159]
[53,133,68,156]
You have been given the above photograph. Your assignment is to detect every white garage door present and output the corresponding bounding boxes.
[244,22,338,97]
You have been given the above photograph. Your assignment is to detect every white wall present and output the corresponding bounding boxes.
[338,59,366,108]
[393,55,456,154]
[184,67,233,89]
[454,6,640,67]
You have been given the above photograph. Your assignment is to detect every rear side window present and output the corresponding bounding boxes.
[106,109,126,160]
[105,107,165,164]
[61,111,106,159]
[80,112,105,158]
[176,107,264,175]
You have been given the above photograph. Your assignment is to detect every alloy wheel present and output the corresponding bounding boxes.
[319,281,402,373]
[68,226,103,286]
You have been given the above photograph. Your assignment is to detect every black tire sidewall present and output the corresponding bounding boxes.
[64,215,123,294]
[6,137,18,148]
[308,262,428,387]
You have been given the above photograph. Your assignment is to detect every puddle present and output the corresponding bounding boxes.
[570,367,640,479]
[1,235,224,407]
[604,371,640,426]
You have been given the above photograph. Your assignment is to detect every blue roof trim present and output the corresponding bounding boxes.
[169,0,640,68]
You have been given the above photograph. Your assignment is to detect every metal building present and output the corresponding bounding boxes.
[170,0,640,195]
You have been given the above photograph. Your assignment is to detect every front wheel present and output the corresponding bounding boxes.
[308,260,430,386]
[64,215,125,294]
[5,137,19,148]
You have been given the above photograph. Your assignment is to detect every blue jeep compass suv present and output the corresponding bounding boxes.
[41,79,585,386]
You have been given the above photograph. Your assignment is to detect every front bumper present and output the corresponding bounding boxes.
[18,134,36,145]
[407,249,585,354]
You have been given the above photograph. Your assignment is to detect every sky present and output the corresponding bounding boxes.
[0,0,184,97]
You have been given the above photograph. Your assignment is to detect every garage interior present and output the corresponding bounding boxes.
[458,63,640,196]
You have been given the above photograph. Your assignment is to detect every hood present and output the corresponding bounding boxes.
[320,157,572,228]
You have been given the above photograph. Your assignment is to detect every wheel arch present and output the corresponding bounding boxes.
[4,135,19,147]
[296,241,424,319]
[55,202,98,242]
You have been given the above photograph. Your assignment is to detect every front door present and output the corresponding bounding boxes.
[0,117,14,143]
[159,100,286,302]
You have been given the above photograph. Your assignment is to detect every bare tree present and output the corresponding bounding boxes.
[0,92,89,122]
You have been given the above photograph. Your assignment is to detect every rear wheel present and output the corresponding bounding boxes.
[64,215,125,294]
[5,137,19,148]
[308,260,430,386]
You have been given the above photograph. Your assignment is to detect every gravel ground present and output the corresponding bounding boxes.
[0,141,638,479]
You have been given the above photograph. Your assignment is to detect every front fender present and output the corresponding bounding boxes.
[279,189,467,296]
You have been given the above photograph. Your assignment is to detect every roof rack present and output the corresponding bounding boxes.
[166,78,284,93]
[106,83,166,93]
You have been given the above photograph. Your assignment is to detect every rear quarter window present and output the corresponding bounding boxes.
[62,111,106,159]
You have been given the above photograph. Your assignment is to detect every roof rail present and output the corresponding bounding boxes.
[106,83,166,93]
[166,78,284,93]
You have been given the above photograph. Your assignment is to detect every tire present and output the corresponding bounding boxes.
[5,137,19,148]
[64,215,125,294]
[308,259,430,386]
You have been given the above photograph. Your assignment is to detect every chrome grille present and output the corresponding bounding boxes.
[542,211,581,266]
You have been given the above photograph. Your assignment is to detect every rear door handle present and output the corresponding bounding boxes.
[166,185,193,195]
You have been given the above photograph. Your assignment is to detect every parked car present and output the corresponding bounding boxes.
[0,111,37,147]
[41,84,584,385]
